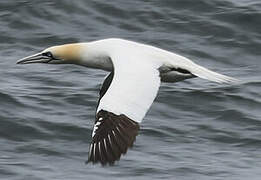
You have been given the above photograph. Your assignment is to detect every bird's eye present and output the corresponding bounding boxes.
[42,51,53,58]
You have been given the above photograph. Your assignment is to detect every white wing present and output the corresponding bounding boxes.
[97,54,161,123]
[88,54,161,165]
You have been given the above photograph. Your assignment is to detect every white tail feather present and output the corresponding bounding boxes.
[188,63,239,84]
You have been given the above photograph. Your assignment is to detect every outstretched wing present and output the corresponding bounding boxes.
[88,56,161,165]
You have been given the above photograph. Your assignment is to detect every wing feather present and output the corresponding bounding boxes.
[97,56,161,122]
[88,55,161,165]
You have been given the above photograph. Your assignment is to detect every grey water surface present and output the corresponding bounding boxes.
[0,0,261,179]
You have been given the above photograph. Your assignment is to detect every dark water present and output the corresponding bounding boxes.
[1,0,261,179]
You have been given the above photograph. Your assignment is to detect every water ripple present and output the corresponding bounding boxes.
[1,0,261,179]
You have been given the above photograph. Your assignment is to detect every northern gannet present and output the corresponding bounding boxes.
[17,38,238,165]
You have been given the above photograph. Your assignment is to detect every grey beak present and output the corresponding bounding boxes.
[16,53,52,64]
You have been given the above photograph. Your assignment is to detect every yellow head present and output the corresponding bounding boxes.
[17,43,84,65]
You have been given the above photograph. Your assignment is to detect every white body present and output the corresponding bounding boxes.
[18,38,237,123]
[73,38,237,122]
[17,38,238,165]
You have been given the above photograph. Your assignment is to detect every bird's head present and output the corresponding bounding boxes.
[17,43,84,65]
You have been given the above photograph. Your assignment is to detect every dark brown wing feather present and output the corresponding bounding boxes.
[87,110,139,165]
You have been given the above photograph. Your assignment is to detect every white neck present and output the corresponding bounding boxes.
[76,41,113,71]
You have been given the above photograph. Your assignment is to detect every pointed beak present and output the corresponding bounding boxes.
[16,53,52,64]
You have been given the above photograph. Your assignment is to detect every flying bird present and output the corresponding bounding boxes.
[17,38,238,165]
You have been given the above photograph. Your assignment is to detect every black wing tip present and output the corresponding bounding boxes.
[86,140,138,166]
[87,110,140,165]
[86,137,137,166]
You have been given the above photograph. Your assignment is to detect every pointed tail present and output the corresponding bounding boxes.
[187,63,239,84]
